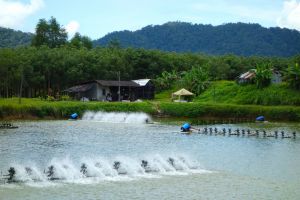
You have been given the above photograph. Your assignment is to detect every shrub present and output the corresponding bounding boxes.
[46,95,55,101]
[61,95,71,101]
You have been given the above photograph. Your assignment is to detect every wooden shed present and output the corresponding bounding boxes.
[132,79,155,100]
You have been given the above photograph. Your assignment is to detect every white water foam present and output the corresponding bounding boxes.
[10,164,47,183]
[0,154,211,187]
[82,111,152,124]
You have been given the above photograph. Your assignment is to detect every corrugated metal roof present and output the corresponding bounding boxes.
[65,80,141,93]
[95,80,139,87]
[239,72,249,79]
[132,79,151,86]
[65,83,94,93]
[239,71,255,80]
[245,72,255,79]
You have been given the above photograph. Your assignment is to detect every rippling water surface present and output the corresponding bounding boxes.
[0,115,300,200]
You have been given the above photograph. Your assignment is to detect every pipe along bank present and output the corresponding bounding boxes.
[186,127,297,139]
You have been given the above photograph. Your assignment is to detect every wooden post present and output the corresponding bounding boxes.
[18,69,23,104]
[118,71,121,102]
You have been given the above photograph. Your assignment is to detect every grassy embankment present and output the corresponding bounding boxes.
[194,81,300,106]
[0,98,155,120]
[1,81,300,121]
[156,81,300,121]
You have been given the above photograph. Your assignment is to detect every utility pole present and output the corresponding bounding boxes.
[18,68,24,104]
[213,77,216,103]
[118,71,121,101]
[213,83,215,103]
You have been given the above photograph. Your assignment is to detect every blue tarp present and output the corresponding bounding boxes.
[256,116,265,121]
[70,113,78,120]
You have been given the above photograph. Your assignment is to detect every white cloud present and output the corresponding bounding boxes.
[0,0,44,29]
[277,0,300,30]
[65,20,80,38]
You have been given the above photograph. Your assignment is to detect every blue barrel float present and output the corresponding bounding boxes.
[70,113,78,120]
[181,123,191,132]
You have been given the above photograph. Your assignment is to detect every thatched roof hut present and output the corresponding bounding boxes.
[172,88,194,102]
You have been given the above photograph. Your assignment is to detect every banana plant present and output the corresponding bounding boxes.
[255,63,272,89]
[286,63,300,90]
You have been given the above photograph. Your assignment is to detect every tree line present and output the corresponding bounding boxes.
[1,45,299,98]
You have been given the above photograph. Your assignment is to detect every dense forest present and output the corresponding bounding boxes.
[94,22,300,57]
[0,27,33,48]
[1,45,299,98]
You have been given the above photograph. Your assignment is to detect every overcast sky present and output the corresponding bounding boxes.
[1,0,300,39]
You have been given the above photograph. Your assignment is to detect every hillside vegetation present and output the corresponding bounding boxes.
[95,22,300,57]
[0,27,33,48]
[193,81,300,106]
[155,80,300,106]
[2,21,300,57]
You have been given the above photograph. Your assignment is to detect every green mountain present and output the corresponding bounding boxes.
[0,27,33,48]
[94,22,300,57]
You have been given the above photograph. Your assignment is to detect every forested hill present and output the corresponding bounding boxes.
[94,22,300,57]
[0,27,33,48]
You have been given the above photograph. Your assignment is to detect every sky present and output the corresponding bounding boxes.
[0,0,300,39]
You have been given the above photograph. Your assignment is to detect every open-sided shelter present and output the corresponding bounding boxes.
[172,88,194,102]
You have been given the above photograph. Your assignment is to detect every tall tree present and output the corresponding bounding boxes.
[0,48,18,97]
[70,32,93,49]
[48,17,67,48]
[31,19,49,47]
[31,17,67,48]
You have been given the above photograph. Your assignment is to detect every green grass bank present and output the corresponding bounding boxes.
[159,102,300,121]
[0,98,155,119]
[1,98,300,121]
[195,81,300,106]
[153,80,300,121]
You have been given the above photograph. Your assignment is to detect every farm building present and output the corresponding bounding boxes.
[237,69,282,84]
[132,79,155,100]
[65,79,155,101]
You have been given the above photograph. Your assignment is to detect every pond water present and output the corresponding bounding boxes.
[0,113,300,200]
